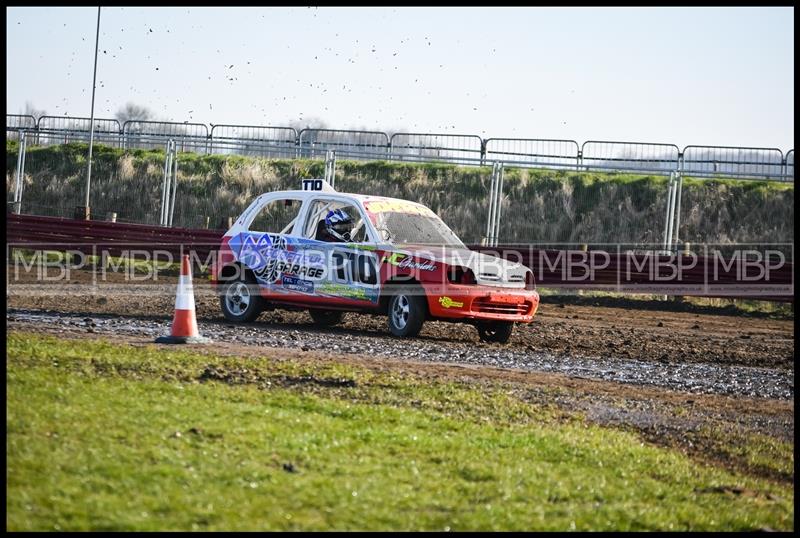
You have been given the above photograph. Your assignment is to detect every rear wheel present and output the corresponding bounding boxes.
[477,321,514,344]
[309,309,345,327]
[219,276,264,322]
[387,287,427,338]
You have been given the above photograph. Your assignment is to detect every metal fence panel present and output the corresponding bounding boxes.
[682,145,785,181]
[495,171,671,251]
[484,138,579,170]
[298,129,389,160]
[582,141,680,174]
[37,116,122,147]
[210,124,298,158]
[8,137,169,224]
[6,114,36,141]
[122,120,209,153]
[786,150,794,181]
[390,133,483,166]
[333,160,494,244]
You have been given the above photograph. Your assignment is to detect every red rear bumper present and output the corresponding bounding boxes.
[422,282,540,323]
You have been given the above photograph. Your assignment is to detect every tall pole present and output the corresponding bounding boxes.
[83,6,101,215]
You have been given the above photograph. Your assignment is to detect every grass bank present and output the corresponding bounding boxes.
[6,141,794,246]
[7,332,793,531]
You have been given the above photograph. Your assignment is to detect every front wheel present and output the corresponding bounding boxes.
[219,278,264,322]
[387,288,427,338]
[477,321,514,344]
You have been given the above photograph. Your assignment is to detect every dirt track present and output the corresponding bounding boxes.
[7,266,794,370]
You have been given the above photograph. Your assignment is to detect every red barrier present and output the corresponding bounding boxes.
[6,214,794,301]
[6,213,224,260]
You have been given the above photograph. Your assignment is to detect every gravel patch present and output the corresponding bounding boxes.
[8,308,794,400]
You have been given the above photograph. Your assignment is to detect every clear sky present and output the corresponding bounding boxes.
[5,6,794,151]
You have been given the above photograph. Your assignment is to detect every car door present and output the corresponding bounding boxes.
[295,197,382,309]
[232,195,323,302]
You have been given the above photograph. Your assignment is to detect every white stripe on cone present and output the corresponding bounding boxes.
[175,285,196,311]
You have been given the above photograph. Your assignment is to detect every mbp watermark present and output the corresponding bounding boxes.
[6,243,222,298]
[6,241,794,300]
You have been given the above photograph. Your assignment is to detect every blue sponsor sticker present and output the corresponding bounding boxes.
[282,275,314,294]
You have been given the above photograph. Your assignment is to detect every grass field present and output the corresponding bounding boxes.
[6,331,794,531]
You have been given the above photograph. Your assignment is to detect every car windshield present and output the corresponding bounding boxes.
[364,200,465,248]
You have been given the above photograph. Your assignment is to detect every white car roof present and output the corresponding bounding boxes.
[225,189,434,239]
[264,189,427,206]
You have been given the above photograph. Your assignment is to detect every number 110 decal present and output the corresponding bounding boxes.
[331,251,378,285]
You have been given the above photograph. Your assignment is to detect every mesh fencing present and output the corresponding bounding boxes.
[389,133,483,166]
[37,116,122,147]
[6,141,794,260]
[122,120,210,153]
[582,141,680,174]
[682,146,785,180]
[298,129,389,160]
[333,161,494,244]
[209,124,298,158]
[7,114,794,182]
[675,178,794,259]
[494,169,668,251]
[484,138,579,170]
[6,114,36,141]
[7,143,168,224]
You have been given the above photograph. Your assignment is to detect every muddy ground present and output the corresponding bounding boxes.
[7,265,794,370]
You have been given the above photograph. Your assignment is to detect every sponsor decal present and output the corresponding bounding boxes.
[276,261,325,279]
[381,252,437,272]
[346,243,378,251]
[332,250,380,286]
[282,275,314,294]
[364,200,437,217]
[317,282,369,300]
[438,296,464,309]
[236,232,326,284]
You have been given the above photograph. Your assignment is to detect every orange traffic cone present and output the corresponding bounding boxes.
[156,255,211,344]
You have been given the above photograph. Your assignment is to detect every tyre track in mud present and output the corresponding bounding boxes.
[7,266,794,399]
[8,265,793,371]
[7,307,794,400]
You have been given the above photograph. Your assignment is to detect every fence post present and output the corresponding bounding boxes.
[331,150,336,188]
[661,171,677,255]
[671,172,683,251]
[485,162,498,246]
[480,139,487,167]
[160,140,174,226]
[168,143,179,226]
[324,150,337,189]
[493,163,504,247]
[12,131,28,214]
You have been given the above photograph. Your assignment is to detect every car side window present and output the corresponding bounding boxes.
[249,198,303,234]
[303,199,369,243]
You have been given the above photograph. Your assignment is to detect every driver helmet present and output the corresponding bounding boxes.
[324,208,354,242]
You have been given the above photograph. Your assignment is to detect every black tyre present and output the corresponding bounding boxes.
[387,286,427,338]
[309,309,345,327]
[219,277,264,322]
[477,321,514,344]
